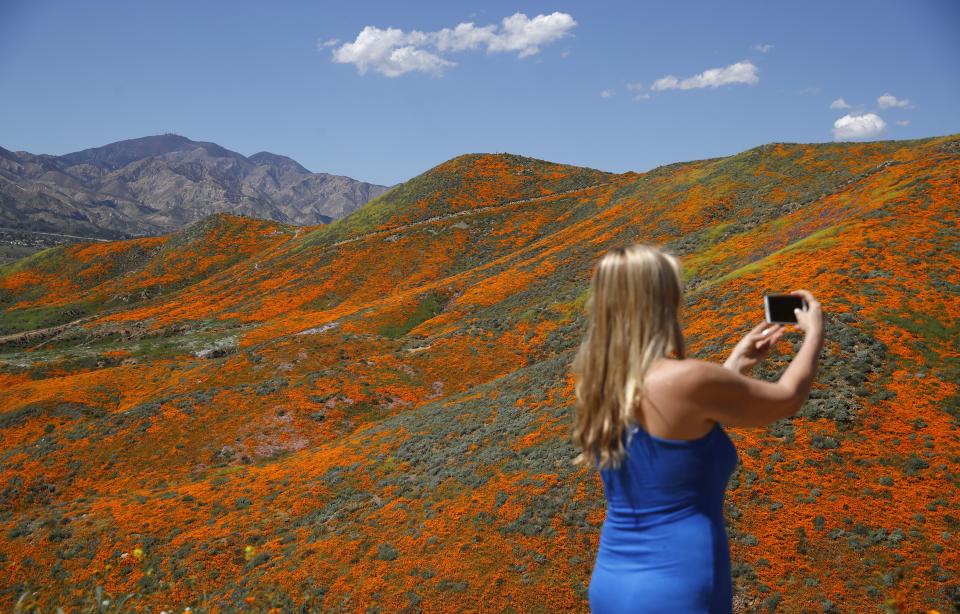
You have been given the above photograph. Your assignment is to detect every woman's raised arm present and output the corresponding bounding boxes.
[685,290,824,428]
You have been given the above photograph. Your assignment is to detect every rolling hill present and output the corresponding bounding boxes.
[0,136,958,613]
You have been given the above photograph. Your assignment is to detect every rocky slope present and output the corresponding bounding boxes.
[0,135,390,244]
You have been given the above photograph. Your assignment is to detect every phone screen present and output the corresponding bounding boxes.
[765,294,806,324]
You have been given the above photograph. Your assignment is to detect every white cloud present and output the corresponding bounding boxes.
[434,22,497,52]
[633,93,651,100]
[600,90,613,99]
[328,12,576,77]
[487,12,577,57]
[318,39,340,48]
[651,60,759,91]
[829,98,852,110]
[877,93,912,109]
[754,44,773,53]
[331,26,452,77]
[832,113,887,140]
[896,120,910,126]
[626,82,643,91]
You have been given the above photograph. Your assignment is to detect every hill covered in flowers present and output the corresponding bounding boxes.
[0,138,958,613]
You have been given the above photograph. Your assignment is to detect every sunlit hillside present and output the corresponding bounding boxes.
[1,138,958,613]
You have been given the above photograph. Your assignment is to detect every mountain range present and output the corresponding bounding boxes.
[0,136,958,612]
[0,134,389,243]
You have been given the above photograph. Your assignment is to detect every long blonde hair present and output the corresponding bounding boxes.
[570,243,685,471]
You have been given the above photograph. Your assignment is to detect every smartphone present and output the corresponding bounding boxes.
[764,293,807,324]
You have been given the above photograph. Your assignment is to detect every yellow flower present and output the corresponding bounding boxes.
[133,548,144,561]
[245,545,255,561]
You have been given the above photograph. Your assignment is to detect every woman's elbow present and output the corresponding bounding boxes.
[775,385,811,421]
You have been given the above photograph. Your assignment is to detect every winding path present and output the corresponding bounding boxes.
[330,181,613,248]
[0,226,111,243]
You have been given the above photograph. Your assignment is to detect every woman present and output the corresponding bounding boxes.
[570,244,823,614]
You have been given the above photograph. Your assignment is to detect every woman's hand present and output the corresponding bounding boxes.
[790,289,823,337]
[724,321,785,375]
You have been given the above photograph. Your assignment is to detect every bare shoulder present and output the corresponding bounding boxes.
[644,358,744,410]
[646,358,731,389]
[648,357,796,429]
[641,358,725,437]
[642,358,729,408]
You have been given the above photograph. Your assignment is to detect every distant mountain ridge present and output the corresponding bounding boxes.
[0,134,390,242]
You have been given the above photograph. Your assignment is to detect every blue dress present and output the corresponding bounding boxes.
[588,421,739,614]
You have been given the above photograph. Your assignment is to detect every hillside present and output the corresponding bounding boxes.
[0,138,958,613]
[0,135,390,256]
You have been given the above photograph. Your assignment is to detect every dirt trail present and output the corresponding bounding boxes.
[0,315,101,350]
[330,182,613,248]
[0,226,111,242]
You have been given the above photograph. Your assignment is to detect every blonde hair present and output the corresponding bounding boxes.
[570,243,685,471]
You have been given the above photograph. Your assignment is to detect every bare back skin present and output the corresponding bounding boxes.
[636,358,716,441]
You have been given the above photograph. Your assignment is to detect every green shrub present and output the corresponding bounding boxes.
[376,543,399,561]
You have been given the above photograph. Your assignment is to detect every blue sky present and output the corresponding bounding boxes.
[1,0,958,185]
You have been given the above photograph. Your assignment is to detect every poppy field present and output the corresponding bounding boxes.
[1,136,958,612]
